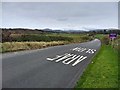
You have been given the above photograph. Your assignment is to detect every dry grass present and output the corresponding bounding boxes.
[1,41,67,53]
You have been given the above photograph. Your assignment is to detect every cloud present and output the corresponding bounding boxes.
[56,18,68,21]
[2,2,118,30]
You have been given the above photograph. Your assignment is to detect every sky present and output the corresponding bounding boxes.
[2,2,118,30]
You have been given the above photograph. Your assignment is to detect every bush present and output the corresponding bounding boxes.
[101,36,109,45]
[2,31,12,42]
[9,34,73,42]
[80,36,91,42]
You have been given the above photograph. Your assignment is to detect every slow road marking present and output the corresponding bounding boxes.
[47,47,96,67]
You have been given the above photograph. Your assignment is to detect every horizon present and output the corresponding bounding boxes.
[2,27,119,31]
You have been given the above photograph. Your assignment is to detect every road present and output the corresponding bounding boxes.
[2,39,101,88]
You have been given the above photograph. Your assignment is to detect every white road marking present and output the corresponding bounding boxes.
[72,47,87,52]
[86,49,96,54]
[55,53,74,62]
[62,55,80,65]
[47,46,97,66]
[71,47,96,54]
[46,53,68,61]
[72,56,87,66]
[46,53,87,67]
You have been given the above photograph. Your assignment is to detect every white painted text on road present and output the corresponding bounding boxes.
[47,53,87,67]
[71,47,96,54]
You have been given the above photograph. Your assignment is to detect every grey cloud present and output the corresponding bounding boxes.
[2,2,118,30]
[57,18,68,21]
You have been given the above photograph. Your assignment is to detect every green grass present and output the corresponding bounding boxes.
[118,39,120,89]
[11,34,72,42]
[75,45,118,88]
[94,34,107,39]
[9,33,92,43]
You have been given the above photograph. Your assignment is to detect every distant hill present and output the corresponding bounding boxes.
[1,28,120,35]
[1,28,45,34]
[1,28,86,34]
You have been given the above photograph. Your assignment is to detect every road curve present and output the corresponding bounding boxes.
[2,39,101,88]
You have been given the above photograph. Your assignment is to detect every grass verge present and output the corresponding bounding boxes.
[0,41,67,53]
[118,39,120,88]
[75,45,118,88]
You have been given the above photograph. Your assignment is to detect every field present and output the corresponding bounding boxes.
[1,33,93,53]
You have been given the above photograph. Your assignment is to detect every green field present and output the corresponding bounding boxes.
[9,33,92,43]
[75,45,118,88]
[94,34,106,39]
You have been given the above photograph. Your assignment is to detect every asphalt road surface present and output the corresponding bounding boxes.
[2,39,101,88]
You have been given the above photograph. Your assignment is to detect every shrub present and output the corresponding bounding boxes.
[10,34,73,42]
[101,36,109,45]
[80,36,91,41]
